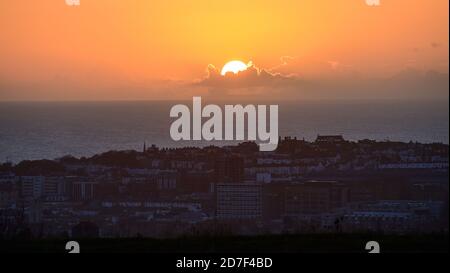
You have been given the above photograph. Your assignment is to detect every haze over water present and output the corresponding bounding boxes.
[0,100,448,163]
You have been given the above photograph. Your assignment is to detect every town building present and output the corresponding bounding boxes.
[216,183,262,219]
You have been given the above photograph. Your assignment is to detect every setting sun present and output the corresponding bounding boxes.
[221,60,249,76]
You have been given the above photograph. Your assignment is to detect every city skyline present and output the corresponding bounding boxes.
[1,136,448,242]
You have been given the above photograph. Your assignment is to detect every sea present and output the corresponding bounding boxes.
[0,100,448,163]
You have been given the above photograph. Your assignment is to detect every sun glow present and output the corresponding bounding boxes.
[221,60,249,76]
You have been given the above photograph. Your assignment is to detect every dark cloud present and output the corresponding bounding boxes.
[189,58,449,100]
[194,62,301,89]
[192,64,449,100]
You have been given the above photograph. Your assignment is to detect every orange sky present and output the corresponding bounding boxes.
[0,0,448,100]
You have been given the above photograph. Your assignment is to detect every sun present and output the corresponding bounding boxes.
[221,60,249,76]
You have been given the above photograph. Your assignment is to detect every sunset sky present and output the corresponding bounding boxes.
[0,0,448,100]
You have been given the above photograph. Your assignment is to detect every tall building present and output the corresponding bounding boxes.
[216,183,262,219]
[44,176,68,196]
[72,180,98,201]
[20,176,45,199]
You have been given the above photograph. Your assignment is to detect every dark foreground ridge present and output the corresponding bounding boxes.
[0,233,448,253]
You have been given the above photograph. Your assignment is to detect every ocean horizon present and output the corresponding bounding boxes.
[0,99,448,163]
